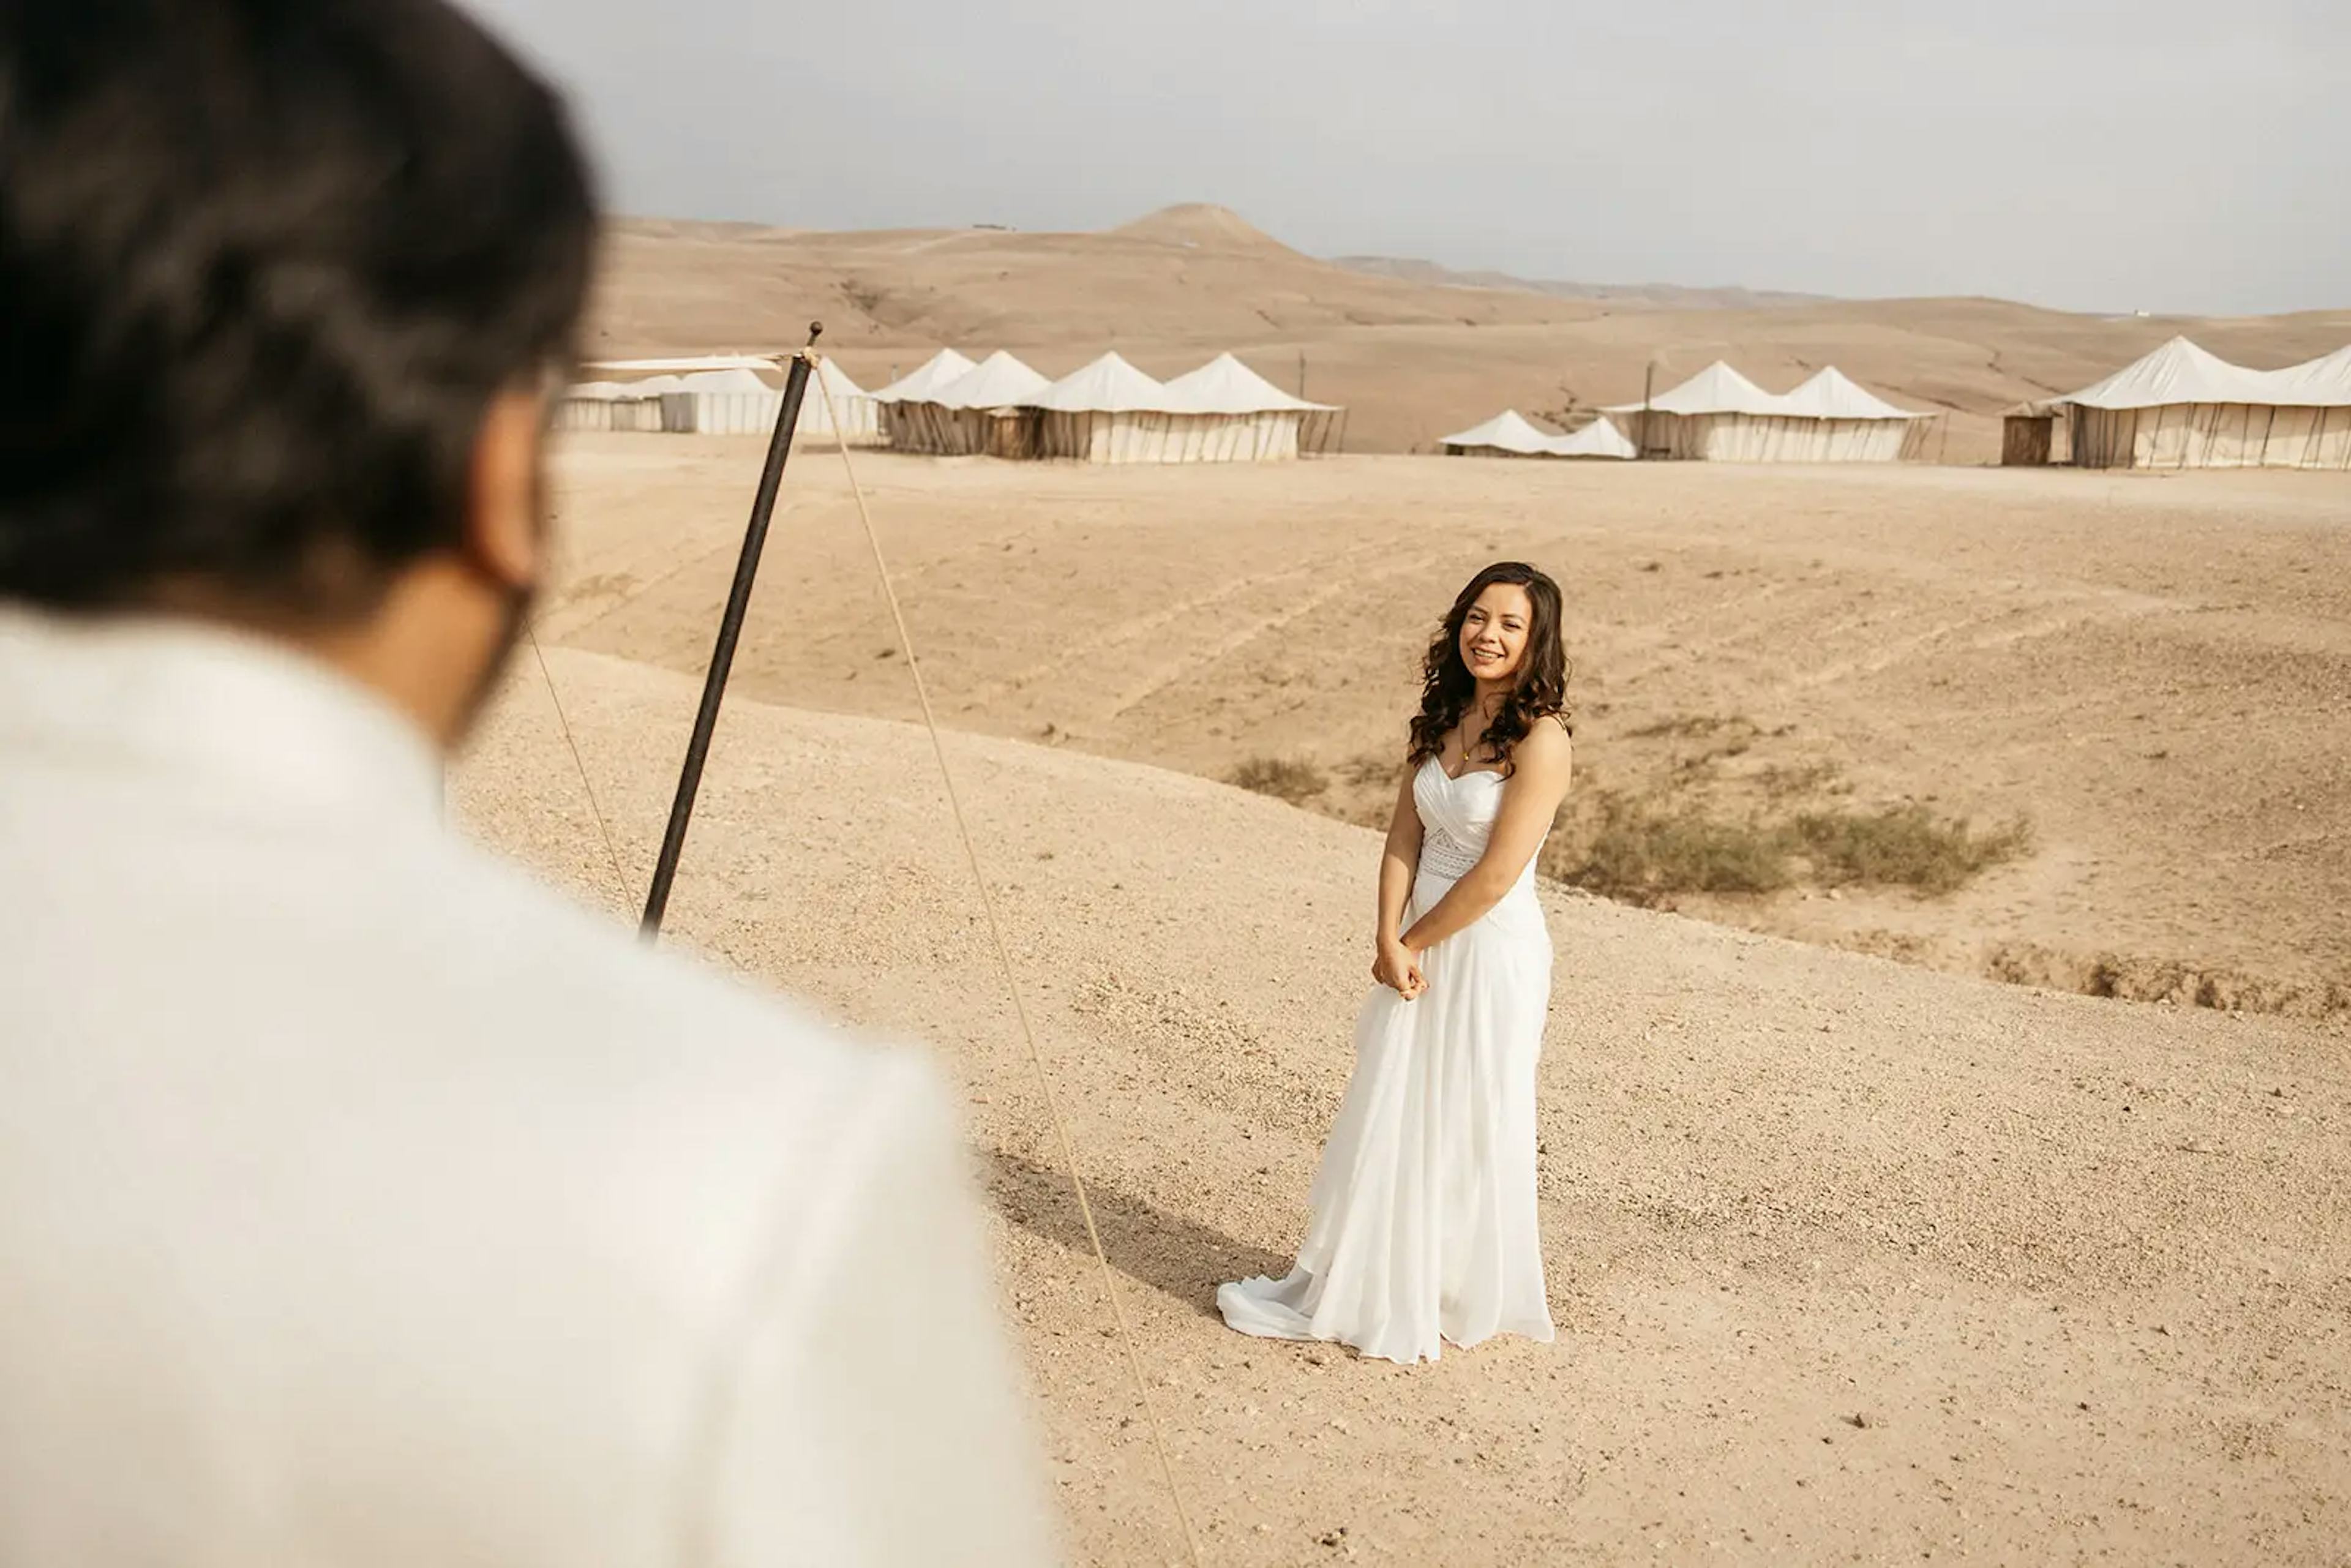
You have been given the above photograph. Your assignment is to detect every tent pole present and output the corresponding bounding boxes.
[1641,362,1655,459]
[640,321,823,940]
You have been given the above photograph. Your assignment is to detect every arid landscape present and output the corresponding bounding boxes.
[448,209,2349,1564]
[588,204,2351,463]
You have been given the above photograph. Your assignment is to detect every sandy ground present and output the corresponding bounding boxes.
[586,207,2351,463]
[533,439,2351,1021]
[450,640,2348,1566]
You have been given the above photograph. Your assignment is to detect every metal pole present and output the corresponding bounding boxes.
[640,322,823,940]
[1641,362,1655,459]
[1297,350,1307,401]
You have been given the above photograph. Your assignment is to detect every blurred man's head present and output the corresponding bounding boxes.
[0,0,596,748]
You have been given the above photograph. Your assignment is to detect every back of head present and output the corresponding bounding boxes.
[0,0,596,622]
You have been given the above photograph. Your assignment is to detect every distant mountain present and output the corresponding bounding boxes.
[1111,203,1300,255]
[1332,254,1829,310]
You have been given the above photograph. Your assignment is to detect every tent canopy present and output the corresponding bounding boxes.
[872,348,978,403]
[672,367,773,393]
[1607,361,1782,417]
[1442,409,1634,459]
[1442,409,1554,454]
[1551,415,1638,457]
[1034,351,1194,413]
[2038,337,2351,412]
[1605,361,1918,419]
[927,350,1051,410]
[1779,367,1927,420]
[2058,337,2280,410]
[1163,351,1333,413]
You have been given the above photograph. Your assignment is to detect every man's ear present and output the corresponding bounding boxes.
[465,386,547,590]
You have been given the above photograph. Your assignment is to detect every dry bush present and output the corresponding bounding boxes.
[1549,791,1793,904]
[1790,805,2033,896]
[1547,790,2031,904]
[1756,759,1848,801]
[1229,755,1328,803]
[1625,713,1742,741]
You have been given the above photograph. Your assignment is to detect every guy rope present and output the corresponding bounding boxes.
[542,327,1207,1564]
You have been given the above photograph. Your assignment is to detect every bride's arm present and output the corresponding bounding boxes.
[1400,721,1572,955]
[1376,763,1424,947]
[1371,764,1426,994]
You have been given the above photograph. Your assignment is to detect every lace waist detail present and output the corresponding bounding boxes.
[1418,824,1481,882]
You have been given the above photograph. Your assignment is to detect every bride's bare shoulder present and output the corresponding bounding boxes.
[1511,715,1572,772]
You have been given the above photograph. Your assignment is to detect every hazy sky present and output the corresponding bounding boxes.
[467,0,2345,315]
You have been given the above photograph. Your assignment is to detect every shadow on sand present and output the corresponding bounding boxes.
[979,1146,1291,1317]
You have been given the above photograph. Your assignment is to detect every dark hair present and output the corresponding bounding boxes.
[0,0,597,617]
[1406,561,1570,772]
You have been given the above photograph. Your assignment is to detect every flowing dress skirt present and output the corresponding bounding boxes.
[1217,866,1556,1364]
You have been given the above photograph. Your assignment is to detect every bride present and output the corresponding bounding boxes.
[1219,561,1572,1364]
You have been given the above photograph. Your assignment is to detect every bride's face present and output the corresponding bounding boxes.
[1459,583,1533,686]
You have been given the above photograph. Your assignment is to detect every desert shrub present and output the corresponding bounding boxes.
[1626,713,1744,740]
[1755,759,1848,801]
[1553,792,1794,904]
[1229,755,1328,803]
[1790,805,2031,895]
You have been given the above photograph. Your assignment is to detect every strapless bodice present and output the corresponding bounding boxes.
[1412,757,1513,883]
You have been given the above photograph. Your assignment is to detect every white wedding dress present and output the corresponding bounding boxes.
[1218,757,1556,1364]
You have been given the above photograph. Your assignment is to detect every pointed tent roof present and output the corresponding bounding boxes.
[2270,344,2351,407]
[811,357,869,397]
[927,350,1051,410]
[1606,361,1785,417]
[1549,415,1638,458]
[872,347,978,403]
[1034,351,1194,413]
[1779,367,1927,420]
[1163,351,1335,413]
[1441,410,1558,454]
[2057,337,2284,410]
[673,367,775,393]
[1442,410,1638,458]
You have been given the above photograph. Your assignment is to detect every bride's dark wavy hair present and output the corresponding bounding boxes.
[1406,561,1570,773]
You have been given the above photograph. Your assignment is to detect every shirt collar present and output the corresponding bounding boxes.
[0,603,445,826]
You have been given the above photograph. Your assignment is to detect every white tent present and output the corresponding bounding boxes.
[1032,352,1196,463]
[554,373,679,433]
[2031,337,2351,470]
[1022,351,1340,464]
[792,357,882,445]
[1550,415,1638,459]
[2274,344,2351,406]
[1152,352,1342,460]
[885,351,1052,457]
[1442,409,1559,457]
[1621,361,1785,418]
[1606,361,1928,462]
[1441,409,1635,460]
[563,354,880,443]
[871,348,978,404]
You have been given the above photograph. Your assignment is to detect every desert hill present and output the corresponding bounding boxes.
[1332,251,1829,310]
[587,204,2351,459]
[531,438,2351,1024]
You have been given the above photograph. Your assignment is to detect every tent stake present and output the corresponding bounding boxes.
[640,322,823,940]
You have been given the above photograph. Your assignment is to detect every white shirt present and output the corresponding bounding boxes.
[0,607,1057,1567]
